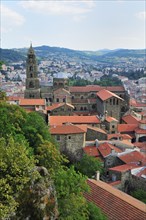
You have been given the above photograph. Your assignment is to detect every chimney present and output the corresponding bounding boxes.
[95,139,99,148]
[95,171,100,181]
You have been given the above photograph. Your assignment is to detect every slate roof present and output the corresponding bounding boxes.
[84,179,146,220]
[49,115,100,126]
[96,89,123,101]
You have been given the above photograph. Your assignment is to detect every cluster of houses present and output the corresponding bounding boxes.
[6,45,146,219]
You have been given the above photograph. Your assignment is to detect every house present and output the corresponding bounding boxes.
[84,179,146,220]
[19,98,46,112]
[104,116,118,134]
[135,119,146,142]
[47,102,74,116]
[49,115,100,127]
[108,133,132,142]
[49,124,85,162]
[122,114,140,125]
[96,89,124,121]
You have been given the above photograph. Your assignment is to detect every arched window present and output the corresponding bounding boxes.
[56,98,59,102]
[84,107,87,111]
[80,107,83,111]
[29,66,33,71]
[72,96,74,99]
[81,96,84,99]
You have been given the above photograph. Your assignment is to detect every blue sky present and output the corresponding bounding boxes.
[1,0,146,50]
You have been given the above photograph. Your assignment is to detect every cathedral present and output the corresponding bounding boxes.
[24,44,129,121]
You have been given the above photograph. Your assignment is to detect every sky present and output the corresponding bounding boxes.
[1,0,146,51]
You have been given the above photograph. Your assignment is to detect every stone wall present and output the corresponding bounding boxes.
[86,128,107,141]
[52,133,85,162]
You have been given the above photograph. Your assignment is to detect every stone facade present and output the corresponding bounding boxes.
[86,127,107,141]
[52,132,85,162]
[24,45,129,122]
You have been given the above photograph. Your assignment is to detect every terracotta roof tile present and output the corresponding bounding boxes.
[139,119,146,124]
[69,86,125,93]
[122,115,140,125]
[135,128,146,134]
[46,103,74,111]
[19,98,46,106]
[84,146,100,157]
[105,116,118,122]
[108,164,139,172]
[84,179,146,220]
[98,142,122,158]
[118,124,138,133]
[50,124,85,134]
[96,89,123,101]
[108,133,132,140]
[49,115,100,126]
[118,151,146,165]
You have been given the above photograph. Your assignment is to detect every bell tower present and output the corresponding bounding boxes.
[24,44,40,98]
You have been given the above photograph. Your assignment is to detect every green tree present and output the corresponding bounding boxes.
[55,166,89,220]
[131,189,146,203]
[87,202,107,220]
[0,137,39,219]
[75,154,103,178]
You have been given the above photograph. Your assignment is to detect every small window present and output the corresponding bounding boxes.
[81,96,84,99]
[68,136,71,139]
[80,107,83,111]
[56,98,59,102]
[63,98,65,102]
[112,125,115,128]
[113,98,115,105]
[72,96,74,99]
[56,135,60,141]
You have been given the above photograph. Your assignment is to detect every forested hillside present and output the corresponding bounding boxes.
[0,99,106,220]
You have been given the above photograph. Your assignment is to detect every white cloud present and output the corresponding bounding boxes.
[136,11,146,20]
[1,5,25,33]
[20,0,95,15]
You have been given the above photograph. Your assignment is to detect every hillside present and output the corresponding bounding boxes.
[0,46,145,63]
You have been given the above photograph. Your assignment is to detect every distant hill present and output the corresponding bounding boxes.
[0,46,145,63]
[0,48,26,63]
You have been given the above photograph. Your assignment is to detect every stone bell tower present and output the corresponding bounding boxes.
[24,44,40,98]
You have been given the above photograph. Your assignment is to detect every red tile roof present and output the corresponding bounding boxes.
[50,124,85,134]
[84,146,100,157]
[135,128,146,134]
[84,179,146,220]
[105,116,118,122]
[96,89,123,101]
[108,133,132,140]
[49,115,100,126]
[98,142,122,158]
[139,119,146,124]
[19,98,46,106]
[118,124,138,133]
[108,164,139,172]
[118,151,146,165]
[46,103,74,111]
[122,115,140,125]
[69,85,125,93]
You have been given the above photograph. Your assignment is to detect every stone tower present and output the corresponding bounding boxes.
[24,44,40,98]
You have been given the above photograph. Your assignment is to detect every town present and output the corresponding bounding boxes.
[0,44,146,220]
